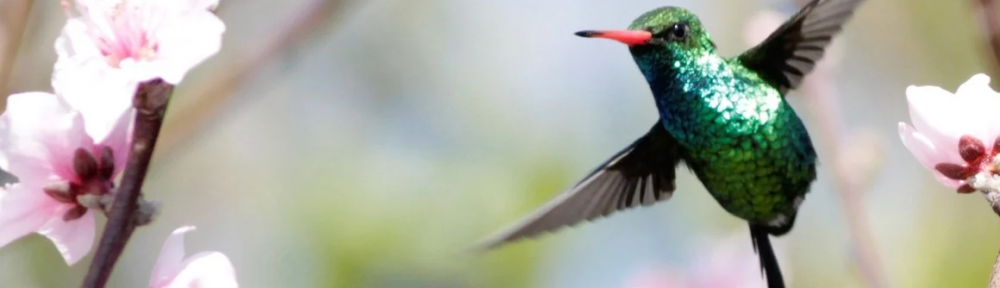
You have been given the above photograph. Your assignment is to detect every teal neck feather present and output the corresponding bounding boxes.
[631,48,787,149]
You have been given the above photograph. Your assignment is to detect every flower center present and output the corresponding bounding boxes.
[43,147,116,221]
[69,0,159,68]
[934,135,1000,193]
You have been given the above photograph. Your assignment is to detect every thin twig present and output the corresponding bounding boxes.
[786,0,888,283]
[975,0,1000,82]
[969,174,1000,288]
[803,56,887,288]
[0,0,34,102]
[971,1,1000,286]
[811,111,887,288]
[992,247,1000,288]
[81,79,174,288]
[835,177,885,288]
[968,174,1000,287]
[156,0,349,155]
[802,43,887,288]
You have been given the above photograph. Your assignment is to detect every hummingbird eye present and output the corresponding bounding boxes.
[664,23,689,41]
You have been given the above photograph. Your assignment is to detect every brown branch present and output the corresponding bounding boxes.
[156,0,349,155]
[815,121,887,288]
[971,1,1000,287]
[965,174,1000,288]
[836,177,886,288]
[976,0,1000,82]
[0,0,34,103]
[802,46,887,288]
[81,79,174,288]
[811,99,887,288]
[78,1,350,285]
[992,246,1000,288]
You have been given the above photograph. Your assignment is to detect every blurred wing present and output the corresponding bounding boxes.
[475,121,684,250]
[736,0,866,92]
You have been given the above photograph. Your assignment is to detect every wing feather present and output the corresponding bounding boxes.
[736,0,866,92]
[474,121,684,250]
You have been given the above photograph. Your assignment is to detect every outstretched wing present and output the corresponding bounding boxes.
[475,121,684,250]
[737,0,866,92]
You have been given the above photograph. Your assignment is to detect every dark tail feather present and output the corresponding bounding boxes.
[750,225,785,288]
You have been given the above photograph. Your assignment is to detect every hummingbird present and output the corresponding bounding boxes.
[476,0,866,287]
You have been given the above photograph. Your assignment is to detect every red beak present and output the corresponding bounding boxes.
[575,30,652,46]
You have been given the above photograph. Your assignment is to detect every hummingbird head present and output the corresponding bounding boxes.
[576,7,716,77]
[575,7,712,49]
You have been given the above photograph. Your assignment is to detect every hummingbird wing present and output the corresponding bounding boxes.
[474,121,683,250]
[736,0,865,92]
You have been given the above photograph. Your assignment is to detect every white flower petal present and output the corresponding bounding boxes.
[187,0,220,11]
[54,18,105,69]
[59,0,225,86]
[956,74,994,98]
[54,66,136,143]
[149,0,219,12]
[0,184,61,252]
[904,85,967,164]
[100,108,134,177]
[898,123,942,168]
[37,208,95,265]
[151,226,197,287]
[0,92,93,183]
[898,122,961,188]
[163,252,238,288]
[151,226,239,288]
[956,74,1000,144]
[152,11,225,84]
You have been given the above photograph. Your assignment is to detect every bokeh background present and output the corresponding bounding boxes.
[0,0,996,287]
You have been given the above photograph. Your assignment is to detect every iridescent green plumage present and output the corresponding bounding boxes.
[627,7,816,231]
[477,1,866,287]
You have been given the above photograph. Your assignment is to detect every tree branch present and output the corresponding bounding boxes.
[836,179,886,288]
[975,0,1000,82]
[965,1,1000,286]
[0,0,34,102]
[993,243,1000,288]
[802,46,888,288]
[157,0,349,156]
[81,79,174,288]
[967,173,1000,288]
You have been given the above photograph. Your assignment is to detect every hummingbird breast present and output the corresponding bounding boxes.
[647,54,817,229]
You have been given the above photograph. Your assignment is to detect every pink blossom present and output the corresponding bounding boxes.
[55,0,225,86]
[0,89,132,265]
[744,10,786,46]
[622,267,686,288]
[898,74,1000,192]
[621,232,788,288]
[150,226,237,288]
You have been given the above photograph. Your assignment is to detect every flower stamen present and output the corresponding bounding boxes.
[43,181,74,203]
[44,146,118,219]
[935,163,973,180]
[932,135,1000,193]
[63,205,88,221]
[69,0,160,69]
[960,135,986,163]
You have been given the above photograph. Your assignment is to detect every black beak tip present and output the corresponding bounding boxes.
[575,30,598,38]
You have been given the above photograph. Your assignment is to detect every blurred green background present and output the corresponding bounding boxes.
[0,0,998,287]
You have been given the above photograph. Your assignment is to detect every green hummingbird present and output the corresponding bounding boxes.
[476,1,866,287]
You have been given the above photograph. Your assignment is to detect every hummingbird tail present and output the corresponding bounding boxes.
[750,225,785,288]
